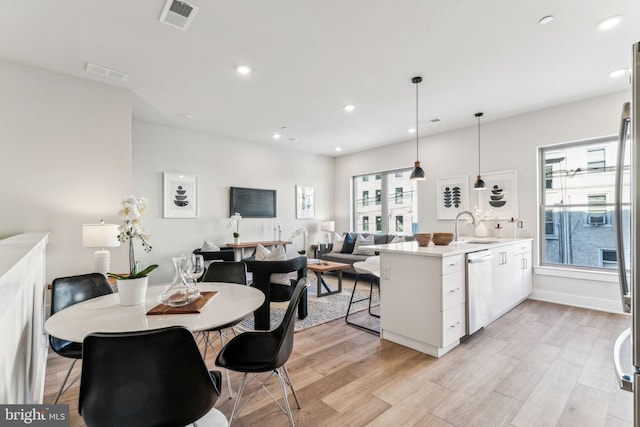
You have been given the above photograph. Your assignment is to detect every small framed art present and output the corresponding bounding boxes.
[296,185,315,219]
[163,172,198,218]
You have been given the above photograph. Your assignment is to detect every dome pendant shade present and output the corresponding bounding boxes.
[409,76,425,181]
[410,161,425,181]
[473,112,486,191]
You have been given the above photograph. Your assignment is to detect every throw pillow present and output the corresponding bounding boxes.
[201,239,220,252]
[390,235,406,243]
[352,234,376,256]
[255,244,291,285]
[331,233,345,253]
[340,233,356,253]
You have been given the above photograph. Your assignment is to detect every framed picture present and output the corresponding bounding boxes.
[163,172,198,218]
[476,170,518,220]
[436,175,469,220]
[296,185,315,219]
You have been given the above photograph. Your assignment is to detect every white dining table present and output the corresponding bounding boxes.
[45,282,265,343]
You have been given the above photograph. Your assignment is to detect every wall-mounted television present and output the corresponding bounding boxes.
[229,187,277,218]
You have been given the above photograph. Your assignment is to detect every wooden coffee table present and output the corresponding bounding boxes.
[307,260,351,297]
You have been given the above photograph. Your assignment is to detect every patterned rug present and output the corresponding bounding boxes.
[239,281,380,331]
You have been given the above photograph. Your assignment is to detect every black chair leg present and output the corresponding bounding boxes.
[345,274,379,335]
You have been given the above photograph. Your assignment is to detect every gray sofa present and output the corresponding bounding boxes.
[320,232,414,274]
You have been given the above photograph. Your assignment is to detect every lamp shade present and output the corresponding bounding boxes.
[82,222,120,248]
[320,221,335,232]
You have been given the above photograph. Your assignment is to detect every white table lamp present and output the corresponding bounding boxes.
[83,221,120,275]
[320,221,335,244]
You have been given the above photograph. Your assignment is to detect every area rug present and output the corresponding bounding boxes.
[239,285,380,331]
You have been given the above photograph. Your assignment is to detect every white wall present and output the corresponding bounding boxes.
[132,121,335,284]
[0,60,132,282]
[335,91,631,313]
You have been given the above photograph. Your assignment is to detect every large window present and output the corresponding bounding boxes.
[353,168,418,235]
[539,136,630,271]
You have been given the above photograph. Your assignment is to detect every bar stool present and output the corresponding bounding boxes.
[346,257,380,334]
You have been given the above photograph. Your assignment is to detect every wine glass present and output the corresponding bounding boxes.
[181,254,204,299]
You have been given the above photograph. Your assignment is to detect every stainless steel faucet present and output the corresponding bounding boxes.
[454,210,477,241]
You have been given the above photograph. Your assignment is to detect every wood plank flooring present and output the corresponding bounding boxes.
[44,278,634,426]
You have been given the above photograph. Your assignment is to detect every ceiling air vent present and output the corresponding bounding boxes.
[159,0,198,31]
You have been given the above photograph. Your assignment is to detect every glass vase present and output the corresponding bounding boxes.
[158,255,199,306]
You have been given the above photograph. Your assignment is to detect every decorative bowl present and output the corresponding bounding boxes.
[413,233,433,247]
[432,232,454,246]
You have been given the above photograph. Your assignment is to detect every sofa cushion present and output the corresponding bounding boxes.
[255,244,290,285]
[331,233,345,253]
[352,234,375,256]
[341,233,356,253]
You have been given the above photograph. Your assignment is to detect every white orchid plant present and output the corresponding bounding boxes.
[227,212,242,238]
[474,206,495,222]
[290,227,308,254]
[108,195,158,280]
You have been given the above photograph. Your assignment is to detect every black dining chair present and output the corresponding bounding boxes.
[215,278,309,426]
[79,326,224,427]
[49,273,113,403]
[200,261,248,397]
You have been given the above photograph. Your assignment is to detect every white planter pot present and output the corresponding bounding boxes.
[117,276,148,306]
[475,221,489,237]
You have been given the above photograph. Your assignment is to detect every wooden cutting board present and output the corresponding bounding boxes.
[147,291,217,315]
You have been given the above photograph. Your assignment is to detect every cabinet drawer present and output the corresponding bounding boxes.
[442,270,465,310]
[442,255,464,275]
[442,303,466,347]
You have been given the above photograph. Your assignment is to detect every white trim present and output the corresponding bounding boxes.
[529,289,628,315]
[534,265,619,283]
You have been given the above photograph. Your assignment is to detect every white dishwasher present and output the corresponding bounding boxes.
[466,249,493,335]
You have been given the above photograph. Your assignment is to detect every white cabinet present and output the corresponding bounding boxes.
[380,252,465,358]
[513,242,532,301]
[490,240,532,321]
[491,246,515,318]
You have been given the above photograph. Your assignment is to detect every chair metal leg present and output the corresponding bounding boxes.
[53,359,78,403]
[345,274,379,335]
[275,369,296,427]
[368,277,380,318]
[218,331,233,398]
[282,364,301,409]
[229,373,248,425]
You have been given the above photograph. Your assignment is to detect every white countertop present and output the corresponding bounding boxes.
[370,237,533,258]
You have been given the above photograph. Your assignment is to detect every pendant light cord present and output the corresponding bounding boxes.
[415,81,419,161]
[475,112,483,175]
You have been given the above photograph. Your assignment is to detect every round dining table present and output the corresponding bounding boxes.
[45,282,265,342]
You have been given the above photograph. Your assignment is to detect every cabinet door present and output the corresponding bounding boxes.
[514,248,532,300]
[491,247,514,317]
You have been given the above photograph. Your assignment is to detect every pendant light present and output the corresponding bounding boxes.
[473,112,486,190]
[409,76,425,181]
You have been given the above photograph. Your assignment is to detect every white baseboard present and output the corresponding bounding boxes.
[529,289,629,315]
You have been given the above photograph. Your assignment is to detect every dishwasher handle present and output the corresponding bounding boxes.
[468,254,494,263]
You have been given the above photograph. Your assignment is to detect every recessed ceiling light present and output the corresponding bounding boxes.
[236,65,251,75]
[408,128,416,133]
[597,15,622,31]
[335,147,342,152]
[179,113,193,119]
[539,15,554,25]
[344,104,355,112]
[272,133,281,140]
[609,68,628,78]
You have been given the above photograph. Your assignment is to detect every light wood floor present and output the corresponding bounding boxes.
[44,281,634,426]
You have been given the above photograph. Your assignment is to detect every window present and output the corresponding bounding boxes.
[588,148,606,173]
[539,136,629,271]
[395,187,403,204]
[587,194,607,225]
[353,168,418,235]
[362,176,369,182]
[600,249,617,269]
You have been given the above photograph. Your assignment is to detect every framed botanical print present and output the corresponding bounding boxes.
[295,185,315,219]
[163,172,198,218]
[436,175,469,220]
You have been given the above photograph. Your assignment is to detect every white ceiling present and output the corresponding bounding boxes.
[1,0,639,156]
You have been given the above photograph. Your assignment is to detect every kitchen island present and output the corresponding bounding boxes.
[374,237,532,357]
